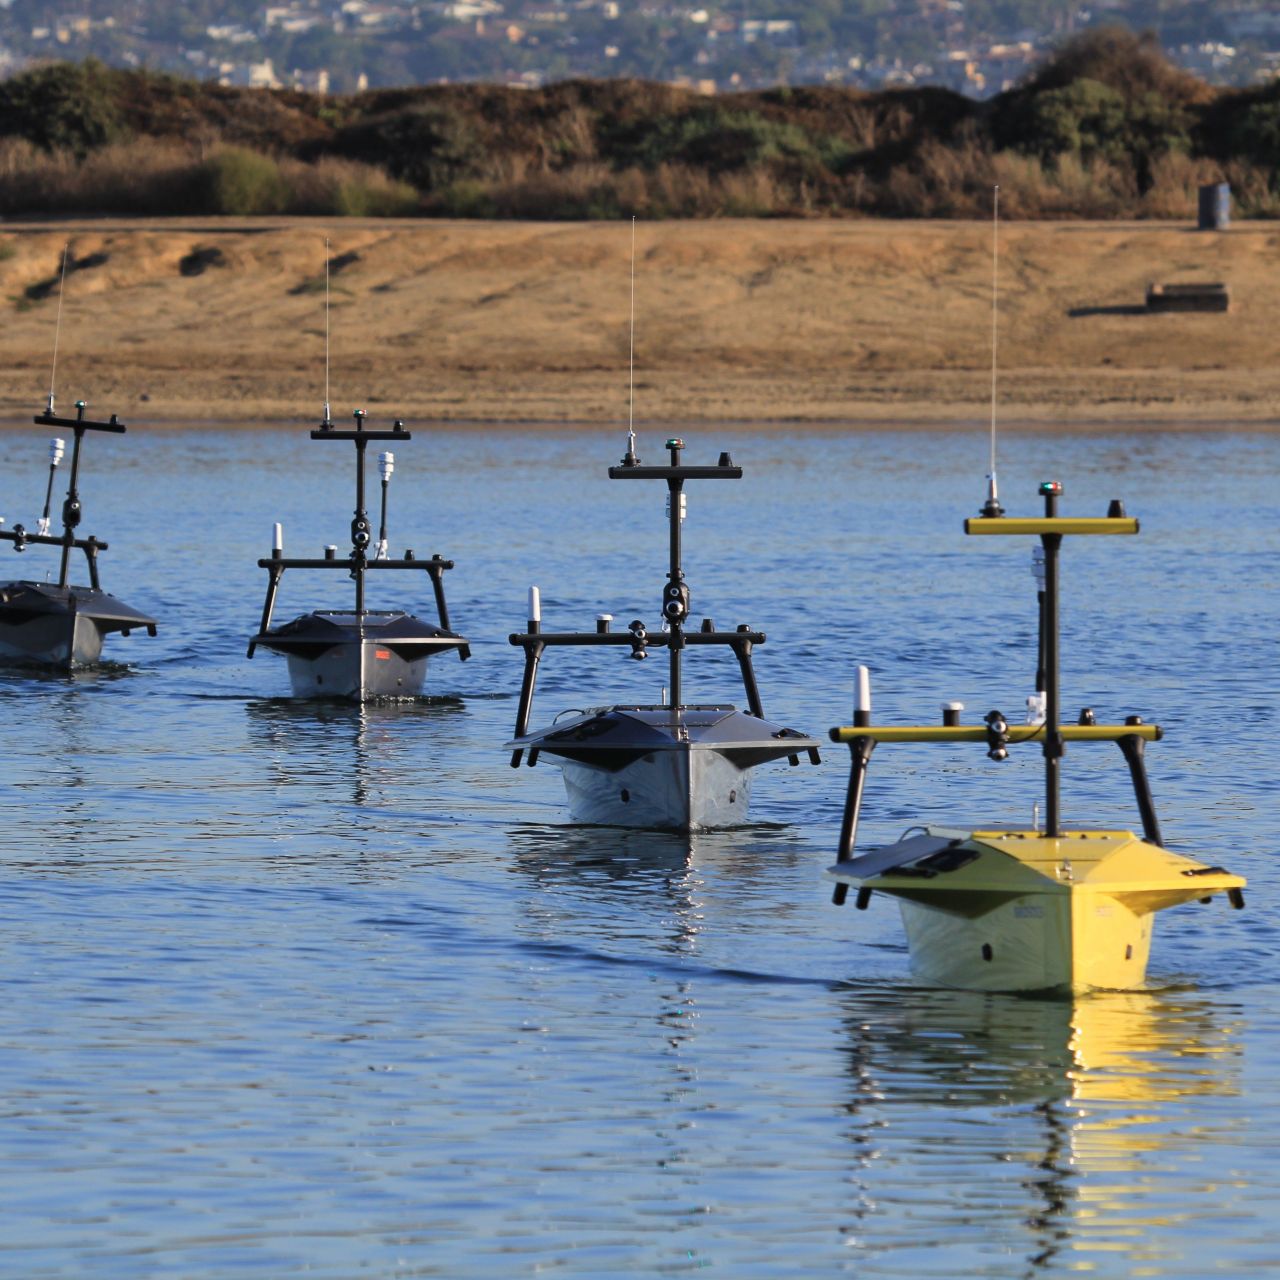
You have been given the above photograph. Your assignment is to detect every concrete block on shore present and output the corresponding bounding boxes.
[1146,282,1230,313]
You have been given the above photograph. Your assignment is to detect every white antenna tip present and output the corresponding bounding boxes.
[855,665,871,715]
[528,585,541,623]
[272,522,283,552]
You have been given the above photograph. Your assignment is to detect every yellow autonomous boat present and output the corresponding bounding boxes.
[826,481,1245,994]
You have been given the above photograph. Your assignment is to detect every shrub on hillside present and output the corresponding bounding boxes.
[197,146,289,215]
[0,137,201,215]
[605,107,850,176]
[1020,26,1211,107]
[281,155,419,216]
[0,59,126,158]
[328,103,486,191]
[1010,78,1191,194]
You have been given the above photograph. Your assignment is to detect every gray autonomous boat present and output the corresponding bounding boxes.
[507,434,820,830]
[248,410,468,701]
[0,400,156,669]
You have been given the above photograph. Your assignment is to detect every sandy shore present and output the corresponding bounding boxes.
[0,217,1276,427]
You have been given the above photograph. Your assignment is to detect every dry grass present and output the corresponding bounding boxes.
[0,217,1274,427]
[0,136,418,218]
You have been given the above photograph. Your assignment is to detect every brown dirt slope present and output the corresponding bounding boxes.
[0,217,1275,426]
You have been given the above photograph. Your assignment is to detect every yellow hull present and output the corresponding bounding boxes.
[828,828,1244,994]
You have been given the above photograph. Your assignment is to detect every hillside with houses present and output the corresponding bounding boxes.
[0,1,1277,96]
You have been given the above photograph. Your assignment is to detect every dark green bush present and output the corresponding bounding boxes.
[1227,100,1280,169]
[606,108,850,175]
[1016,78,1190,193]
[0,60,125,158]
[329,103,486,191]
[197,147,289,214]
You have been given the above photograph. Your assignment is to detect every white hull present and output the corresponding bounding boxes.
[559,745,752,830]
[0,611,104,669]
[285,642,430,701]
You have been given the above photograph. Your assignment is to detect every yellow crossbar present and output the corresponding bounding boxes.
[829,723,1161,744]
[965,517,1139,536]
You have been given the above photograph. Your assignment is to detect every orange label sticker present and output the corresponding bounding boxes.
[375,648,391,660]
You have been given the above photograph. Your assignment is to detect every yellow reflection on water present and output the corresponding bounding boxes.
[837,984,1245,1276]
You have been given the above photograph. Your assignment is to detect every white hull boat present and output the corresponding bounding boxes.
[508,435,819,830]
[521,704,814,830]
[248,411,468,701]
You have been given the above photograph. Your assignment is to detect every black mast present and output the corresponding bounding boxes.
[31,400,127,589]
[608,436,741,710]
[1038,480,1064,836]
[311,409,407,615]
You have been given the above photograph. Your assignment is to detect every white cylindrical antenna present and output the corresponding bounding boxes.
[855,665,871,717]
[273,522,283,553]
[46,242,70,417]
[375,449,394,560]
[37,437,66,535]
[982,186,1003,518]
[528,585,541,624]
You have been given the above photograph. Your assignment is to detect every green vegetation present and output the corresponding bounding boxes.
[0,59,126,158]
[197,146,289,215]
[0,30,1274,220]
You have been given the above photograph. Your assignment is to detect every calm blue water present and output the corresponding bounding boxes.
[0,423,1275,1277]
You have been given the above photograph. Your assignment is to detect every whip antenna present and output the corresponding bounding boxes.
[46,242,71,417]
[981,186,1004,518]
[622,216,639,466]
[323,238,332,424]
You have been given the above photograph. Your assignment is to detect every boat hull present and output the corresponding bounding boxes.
[897,889,1155,993]
[254,609,466,702]
[283,641,429,701]
[0,609,103,668]
[511,705,819,831]
[0,582,157,670]
[828,827,1245,994]
[559,743,752,830]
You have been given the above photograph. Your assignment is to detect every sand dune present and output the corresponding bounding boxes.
[0,217,1275,427]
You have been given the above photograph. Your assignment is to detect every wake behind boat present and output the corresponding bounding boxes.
[825,480,1245,994]
[0,399,157,669]
[507,434,820,831]
[247,410,469,701]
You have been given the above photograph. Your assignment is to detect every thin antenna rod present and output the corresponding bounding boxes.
[982,186,1004,518]
[46,242,70,416]
[323,238,332,422]
[628,217,636,451]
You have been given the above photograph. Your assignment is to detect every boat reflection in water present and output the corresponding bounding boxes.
[244,695,466,816]
[834,984,1244,1275]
